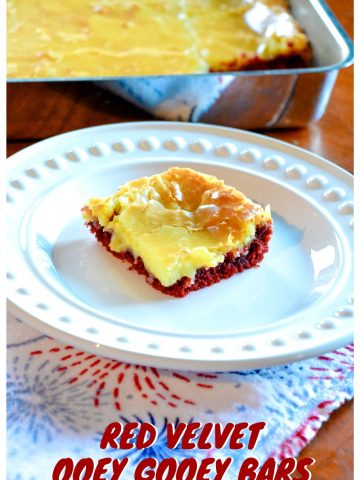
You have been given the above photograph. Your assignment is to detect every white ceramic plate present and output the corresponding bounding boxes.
[6,122,354,371]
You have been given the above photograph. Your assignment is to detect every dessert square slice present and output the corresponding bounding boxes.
[82,167,273,297]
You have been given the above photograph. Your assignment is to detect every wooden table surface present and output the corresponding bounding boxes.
[7,0,353,478]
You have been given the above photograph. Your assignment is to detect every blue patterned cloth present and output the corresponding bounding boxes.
[7,312,353,480]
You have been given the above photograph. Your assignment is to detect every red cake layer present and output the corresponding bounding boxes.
[212,52,311,73]
[86,221,273,298]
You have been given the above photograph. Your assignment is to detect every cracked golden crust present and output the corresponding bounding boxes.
[82,167,271,241]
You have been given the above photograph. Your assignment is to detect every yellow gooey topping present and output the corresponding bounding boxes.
[7,0,206,78]
[188,0,310,71]
[83,167,272,287]
[7,0,310,78]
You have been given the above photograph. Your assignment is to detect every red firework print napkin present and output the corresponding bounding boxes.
[7,312,353,480]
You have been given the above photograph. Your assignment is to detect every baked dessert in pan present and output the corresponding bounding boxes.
[7,0,311,78]
[82,167,273,297]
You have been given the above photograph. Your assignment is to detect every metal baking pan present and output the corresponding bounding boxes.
[8,0,353,130]
[100,0,353,129]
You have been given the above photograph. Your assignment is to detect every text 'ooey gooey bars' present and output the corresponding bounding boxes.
[82,168,273,297]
